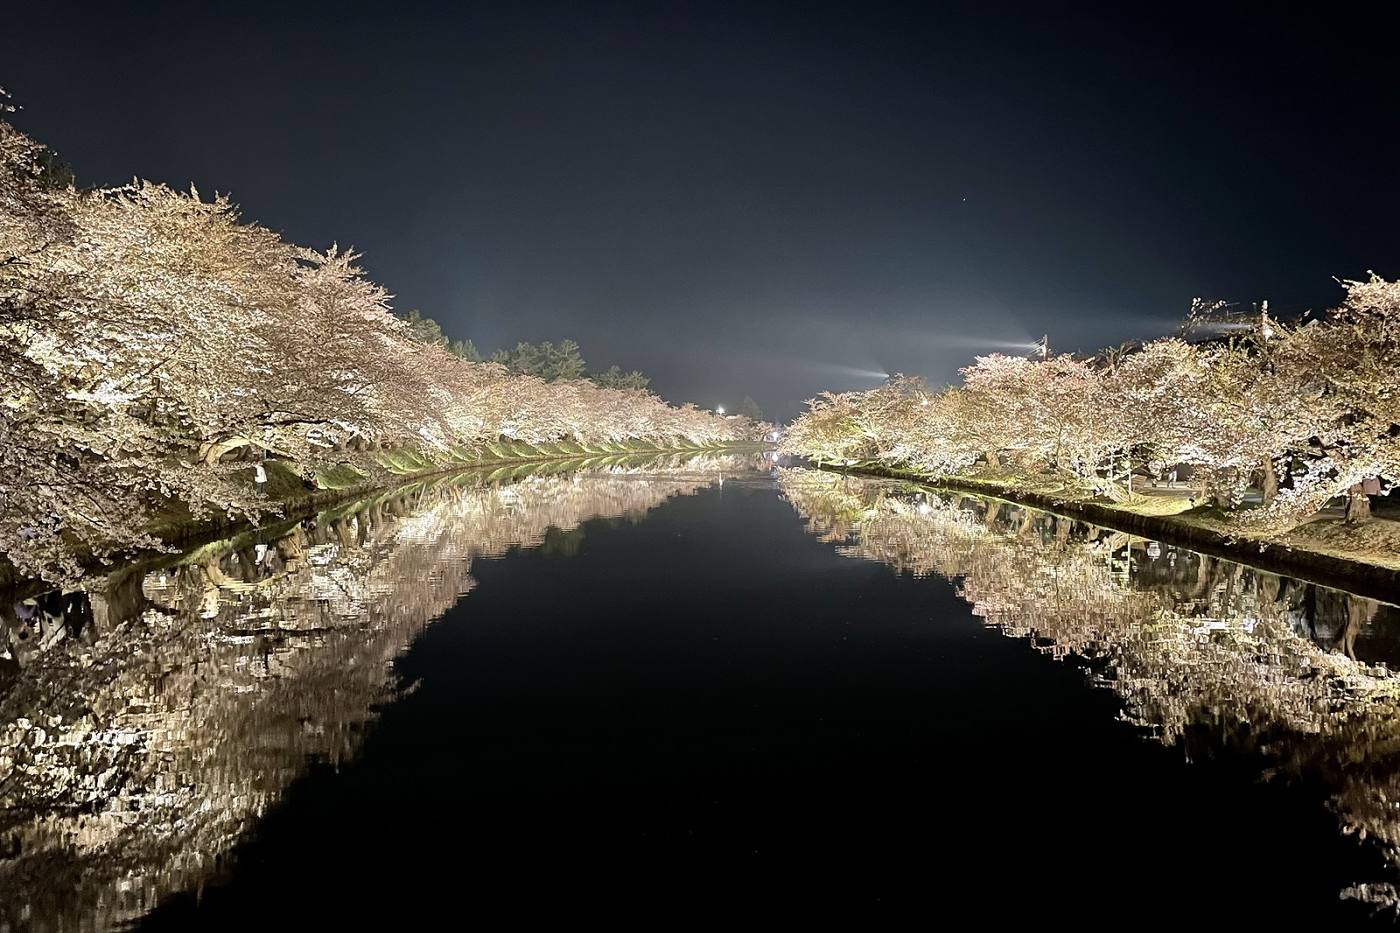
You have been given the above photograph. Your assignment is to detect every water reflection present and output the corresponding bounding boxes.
[778,467,1400,913]
[0,453,754,933]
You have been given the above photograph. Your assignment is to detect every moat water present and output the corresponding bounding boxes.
[5,454,1400,928]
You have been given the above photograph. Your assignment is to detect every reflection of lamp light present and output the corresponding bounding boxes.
[716,405,725,415]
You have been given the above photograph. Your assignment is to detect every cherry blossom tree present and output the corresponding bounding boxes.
[0,115,745,581]
[782,278,1400,534]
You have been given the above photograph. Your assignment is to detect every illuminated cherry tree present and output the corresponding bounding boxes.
[0,116,745,580]
[782,278,1400,534]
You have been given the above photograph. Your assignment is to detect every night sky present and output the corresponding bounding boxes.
[5,2,1398,420]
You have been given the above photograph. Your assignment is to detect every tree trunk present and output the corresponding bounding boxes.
[1260,457,1279,504]
[88,565,152,630]
[1346,483,1372,524]
[1342,596,1378,661]
[1191,555,1214,598]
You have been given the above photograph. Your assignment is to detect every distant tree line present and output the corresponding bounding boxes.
[397,311,776,409]
[398,310,651,390]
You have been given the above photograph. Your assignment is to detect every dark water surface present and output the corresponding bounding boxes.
[5,456,1400,928]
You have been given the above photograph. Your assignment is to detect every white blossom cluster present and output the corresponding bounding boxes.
[780,281,1400,535]
[0,117,747,582]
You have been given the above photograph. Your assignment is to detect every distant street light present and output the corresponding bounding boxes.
[716,405,725,415]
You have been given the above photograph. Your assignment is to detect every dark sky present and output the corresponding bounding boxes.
[5,2,1398,420]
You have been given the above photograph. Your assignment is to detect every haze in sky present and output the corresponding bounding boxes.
[5,1,1397,419]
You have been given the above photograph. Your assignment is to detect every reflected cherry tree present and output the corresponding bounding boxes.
[778,467,1400,913]
[0,453,748,932]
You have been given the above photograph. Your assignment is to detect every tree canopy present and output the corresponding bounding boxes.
[737,396,763,420]
[592,364,651,391]
[393,310,652,390]
[0,116,745,581]
[781,280,1400,534]
[490,339,587,381]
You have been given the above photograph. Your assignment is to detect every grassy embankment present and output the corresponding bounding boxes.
[823,461,1400,601]
[151,436,768,543]
[2,438,768,591]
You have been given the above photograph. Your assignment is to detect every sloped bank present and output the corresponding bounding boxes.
[820,462,1400,604]
[0,441,769,593]
[152,438,761,546]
